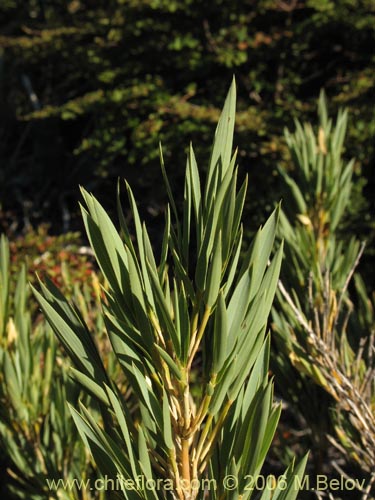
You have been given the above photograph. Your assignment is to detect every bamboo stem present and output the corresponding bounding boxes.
[198,400,232,473]
[191,375,217,433]
[187,306,211,370]
[191,414,213,481]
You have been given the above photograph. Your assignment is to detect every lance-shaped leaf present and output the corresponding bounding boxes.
[159,205,171,279]
[105,384,140,480]
[239,382,272,483]
[227,326,265,402]
[211,292,228,375]
[208,356,238,414]
[227,270,251,344]
[205,231,222,307]
[80,188,128,296]
[126,247,154,349]
[188,143,202,245]
[224,226,243,298]
[69,403,133,484]
[162,388,174,450]
[278,169,307,214]
[154,344,182,380]
[147,261,181,358]
[130,362,163,431]
[159,142,182,251]
[117,178,137,258]
[205,76,236,206]
[248,205,280,300]
[32,279,109,387]
[125,182,156,307]
[69,367,110,406]
[195,200,216,292]
[182,154,192,267]
[172,281,190,363]
[271,454,309,500]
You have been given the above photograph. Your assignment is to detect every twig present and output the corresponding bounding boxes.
[278,279,315,336]
[333,241,366,331]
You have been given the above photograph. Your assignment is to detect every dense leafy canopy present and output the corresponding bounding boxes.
[1,0,374,241]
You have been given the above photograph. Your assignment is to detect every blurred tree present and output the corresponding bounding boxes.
[0,0,374,265]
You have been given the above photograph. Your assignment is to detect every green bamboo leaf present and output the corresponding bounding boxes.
[195,201,216,291]
[182,154,192,266]
[126,247,154,349]
[227,270,251,344]
[176,282,190,363]
[208,357,238,414]
[42,327,55,414]
[105,384,140,479]
[220,169,237,261]
[248,205,280,300]
[104,311,152,373]
[188,143,202,243]
[240,382,272,480]
[170,248,195,299]
[0,234,10,334]
[278,169,307,214]
[257,243,284,315]
[146,261,181,357]
[332,108,348,153]
[125,182,155,304]
[32,283,108,385]
[256,403,282,471]
[0,426,30,473]
[162,388,174,450]
[272,453,309,500]
[142,223,159,288]
[259,489,272,500]
[229,383,263,470]
[159,205,171,279]
[14,266,32,380]
[204,160,220,223]
[80,204,120,293]
[137,426,153,480]
[316,152,324,196]
[231,175,248,244]
[154,344,182,380]
[69,403,133,484]
[235,292,268,358]
[3,352,25,419]
[206,76,236,199]
[227,326,265,401]
[81,188,128,288]
[318,89,328,129]
[207,158,238,267]
[130,362,163,430]
[117,178,136,252]
[213,152,237,223]
[69,367,110,406]
[224,226,243,298]
[159,142,182,247]
[241,335,270,415]
[212,292,228,375]
[205,231,222,307]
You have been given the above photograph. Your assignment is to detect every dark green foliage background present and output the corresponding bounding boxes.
[1,0,374,258]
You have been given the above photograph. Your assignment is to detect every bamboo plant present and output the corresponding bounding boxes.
[272,92,375,496]
[33,79,307,499]
[0,234,103,500]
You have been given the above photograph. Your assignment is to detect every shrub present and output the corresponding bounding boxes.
[7,225,95,293]
[0,233,121,499]
[34,80,307,499]
[0,235,97,499]
[272,92,375,497]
